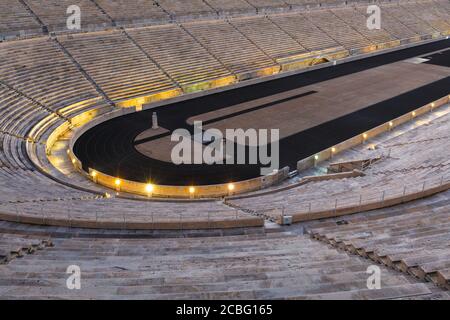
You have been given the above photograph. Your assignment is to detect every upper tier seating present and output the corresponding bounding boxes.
[127,25,232,87]
[245,0,289,12]
[156,0,217,19]
[1,0,448,39]
[183,20,277,77]
[230,16,307,60]
[354,5,419,41]
[24,0,112,33]
[268,12,342,52]
[59,31,176,101]
[228,107,450,221]
[0,232,436,299]
[381,2,439,36]
[0,0,42,39]
[205,0,257,15]
[407,1,450,34]
[309,189,450,290]
[0,38,100,111]
[95,0,169,26]
[331,7,395,44]
[306,9,373,50]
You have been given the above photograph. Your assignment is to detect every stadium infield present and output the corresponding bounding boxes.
[74,39,450,186]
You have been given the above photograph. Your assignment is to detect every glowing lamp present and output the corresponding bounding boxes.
[115,179,121,186]
[331,147,336,153]
[91,170,97,178]
[189,187,195,194]
[228,183,235,191]
[145,184,154,193]
[314,155,319,161]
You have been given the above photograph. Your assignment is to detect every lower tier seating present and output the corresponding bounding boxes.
[0,196,261,229]
[0,232,52,264]
[309,189,450,290]
[0,231,438,299]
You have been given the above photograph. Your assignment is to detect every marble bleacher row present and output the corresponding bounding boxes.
[358,4,418,40]
[0,83,49,138]
[0,38,101,112]
[1,0,448,38]
[183,20,277,77]
[228,108,450,221]
[0,197,259,229]
[399,1,450,35]
[24,0,112,33]
[381,2,443,36]
[59,31,176,101]
[229,15,307,60]
[0,232,52,264]
[94,0,169,26]
[308,189,450,290]
[0,0,42,39]
[268,12,342,52]
[332,7,393,44]
[126,25,231,88]
[0,231,441,299]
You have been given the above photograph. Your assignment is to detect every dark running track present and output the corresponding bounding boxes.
[74,40,450,186]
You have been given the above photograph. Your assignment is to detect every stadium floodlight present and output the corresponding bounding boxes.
[146,184,154,193]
